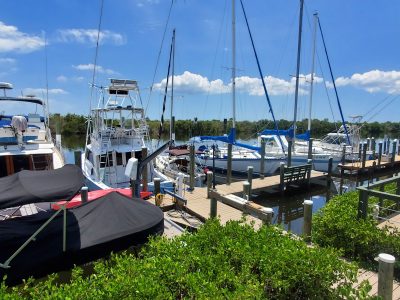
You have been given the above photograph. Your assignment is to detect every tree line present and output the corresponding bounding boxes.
[49,113,400,139]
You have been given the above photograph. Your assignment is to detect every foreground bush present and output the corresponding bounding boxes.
[313,190,400,277]
[1,220,373,299]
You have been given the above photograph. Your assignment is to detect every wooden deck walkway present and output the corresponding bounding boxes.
[340,154,400,174]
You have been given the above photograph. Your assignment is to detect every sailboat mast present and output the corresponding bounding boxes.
[232,0,236,129]
[170,29,176,141]
[308,12,318,132]
[293,0,304,143]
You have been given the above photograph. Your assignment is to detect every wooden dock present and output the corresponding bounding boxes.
[339,155,400,178]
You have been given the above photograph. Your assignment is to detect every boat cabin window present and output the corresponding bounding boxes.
[100,152,113,167]
[116,152,123,165]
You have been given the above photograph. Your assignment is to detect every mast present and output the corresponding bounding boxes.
[308,12,318,131]
[170,29,176,141]
[232,0,236,130]
[293,0,304,143]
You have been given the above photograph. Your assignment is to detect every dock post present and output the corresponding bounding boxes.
[206,171,213,198]
[366,138,370,151]
[261,207,273,225]
[247,166,253,196]
[391,139,397,164]
[303,200,313,243]
[307,138,313,160]
[81,186,88,203]
[378,142,383,166]
[227,143,232,185]
[74,150,82,168]
[383,138,387,155]
[358,143,362,160]
[189,144,195,190]
[260,139,266,179]
[341,143,346,165]
[142,147,148,192]
[154,177,161,196]
[287,140,293,167]
[307,159,312,188]
[378,253,395,300]
[279,162,285,195]
[210,194,217,218]
[370,161,376,184]
[371,137,376,158]
[362,142,367,169]
[357,189,368,219]
[326,157,333,201]
[243,181,251,201]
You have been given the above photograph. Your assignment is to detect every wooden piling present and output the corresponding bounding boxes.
[287,140,293,167]
[81,186,88,203]
[307,159,312,188]
[154,177,161,195]
[303,199,313,242]
[141,147,148,192]
[391,139,397,164]
[243,181,251,201]
[206,171,213,199]
[74,151,82,168]
[362,142,367,169]
[260,139,266,179]
[371,137,376,158]
[261,207,273,225]
[358,142,362,160]
[308,138,313,160]
[378,142,383,165]
[378,253,395,300]
[326,157,333,200]
[366,137,370,151]
[279,162,286,194]
[247,166,253,195]
[189,144,195,190]
[227,143,232,185]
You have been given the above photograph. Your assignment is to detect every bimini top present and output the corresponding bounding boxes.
[0,96,44,106]
[0,165,84,209]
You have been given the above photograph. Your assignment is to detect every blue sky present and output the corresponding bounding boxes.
[0,0,399,123]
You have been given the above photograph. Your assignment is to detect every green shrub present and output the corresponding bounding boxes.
[313,190,400,277]
[1,220,373,299]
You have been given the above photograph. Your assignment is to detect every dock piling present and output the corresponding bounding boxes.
[189,144,195,190]
[378,142,383,165]
[227,143,232,185]
[326,157,333,200]
[371,137,376,158]
[279,162,286,194]
[243,181,251,201]
[366,138,370,151]
[261,207,273,225]
[210,194,217,218]
[154,177,161,196]
[391,139,397,164]
[247,166,253,195]
[206,171,213,198]
[308,138,313,160]
[81,186,88,203]
[260,139,266,179]
[303,199,313,242]
[287,140,293,167]
[74,151,82,168]
[362,143,367,169]
[378,253,395,300]
[141,147,148,192]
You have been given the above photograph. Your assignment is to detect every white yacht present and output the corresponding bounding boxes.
[0,82,64,178]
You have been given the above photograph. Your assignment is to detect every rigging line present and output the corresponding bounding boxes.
[157,32,174,147]
[145,0,174,116]
[318,18,350,145]
[239,0,286,154]
[365,95,400,123]
[362,94,393,120]
[316,51,338,132]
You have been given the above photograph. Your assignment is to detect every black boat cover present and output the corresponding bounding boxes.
[0,164,84,209]
[0,192,164,283]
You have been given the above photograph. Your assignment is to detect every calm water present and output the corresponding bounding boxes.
[62,135,334,235]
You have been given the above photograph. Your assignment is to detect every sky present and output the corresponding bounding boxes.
[0,0,400,124]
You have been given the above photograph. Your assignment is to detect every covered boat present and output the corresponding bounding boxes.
[0,165,164,284]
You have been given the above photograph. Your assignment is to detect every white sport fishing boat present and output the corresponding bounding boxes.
[0,82,64,177]
[82,79,152,190]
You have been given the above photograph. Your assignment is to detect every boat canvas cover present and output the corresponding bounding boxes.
[0,165,84,210]
[0,192,164,283]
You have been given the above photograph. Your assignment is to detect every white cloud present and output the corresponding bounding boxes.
[333,70,400,94]
[73,63,117,75]
[57,29,125,45]
[0,22,44,53]
[0,58,16,64]
[23,88,68,96]
[153,71,322,96]
[56,75,68,83]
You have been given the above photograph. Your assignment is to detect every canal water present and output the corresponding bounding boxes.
[62,135,340,236]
